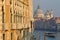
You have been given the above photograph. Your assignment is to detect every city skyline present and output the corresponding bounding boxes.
[33,0,60,17]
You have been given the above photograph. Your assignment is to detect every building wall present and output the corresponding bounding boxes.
[0,0,33,40]
[55,17,60,24]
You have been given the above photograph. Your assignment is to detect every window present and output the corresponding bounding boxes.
[23,31,25,37]
[20,16,22,23]
[10,0,12,4]
[11,14,12,23]
[30,21,32,28]
[16,13,17,23]
[14,15,15,23]
[2,6,4,30]
[2,6,4,23]
[3,34,5,40]
[25,29,28,36]
[2,0,4,2]
[14,10,15,14]
[11,33,12,40]
[2,6,4,12]
[10,8,12,14]
[17,36,20,40]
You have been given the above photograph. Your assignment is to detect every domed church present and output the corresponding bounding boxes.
[34,5,44,19]
[45,9,54,20]
[34,5,54,20]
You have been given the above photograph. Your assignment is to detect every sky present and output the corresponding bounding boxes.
[33,0,60,17]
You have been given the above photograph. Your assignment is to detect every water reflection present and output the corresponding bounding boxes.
[33,30,60,40]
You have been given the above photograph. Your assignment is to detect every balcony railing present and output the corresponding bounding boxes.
[0,23,30,30]
[0,23,2,30]
[0,23,11,30]
[16,23,23,29]
[0,23,24,30]
[11,23,16,29]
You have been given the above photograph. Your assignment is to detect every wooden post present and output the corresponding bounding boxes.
[38,32,40,40]
[44,33,46,40]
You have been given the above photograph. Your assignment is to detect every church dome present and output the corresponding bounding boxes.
[36,5,44,18]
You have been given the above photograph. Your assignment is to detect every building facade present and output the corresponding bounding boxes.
[55,17,60,24]
[45,10,54,20]
[0,0,34,40]
[34,5,44,19]
[34,6,56,30]
[34,6,54,20]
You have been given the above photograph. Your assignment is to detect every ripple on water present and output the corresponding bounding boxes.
[33,30,60,40]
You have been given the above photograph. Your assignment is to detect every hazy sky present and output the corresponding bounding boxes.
[33,0,60,17]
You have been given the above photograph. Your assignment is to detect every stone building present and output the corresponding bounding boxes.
[34,5,44,19]
[55,17,60,24]
[34,5,45,29]
[55,17,60,30]
[45,9,54,20]
[0,0,34,40]
[34,6,54,20]
[34,6,55,30]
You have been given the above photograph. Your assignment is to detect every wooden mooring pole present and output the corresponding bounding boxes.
[44,33,46,40]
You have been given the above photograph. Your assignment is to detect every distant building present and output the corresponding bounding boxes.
[34,5,44,19]
[55,17,60,24]
[34,5,45,29]
[45,9,54,20]
[55,17,60,31]
[34,6,54,20]
[34,6,56,30]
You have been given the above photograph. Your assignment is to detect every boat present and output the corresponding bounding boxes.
[45,32,56,38]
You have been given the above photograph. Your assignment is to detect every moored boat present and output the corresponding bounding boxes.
[45,32,56,38]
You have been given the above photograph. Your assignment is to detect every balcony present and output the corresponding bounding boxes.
[2,23,17,30]
[16,23,23,29]
[0,23,2,30]
[1,23,11,30]
[11,23,16,29]
[0,23,24,30]
[4,23,10,30]
[23,24,29,28]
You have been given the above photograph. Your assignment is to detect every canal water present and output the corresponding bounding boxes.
[33,30,60,40]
